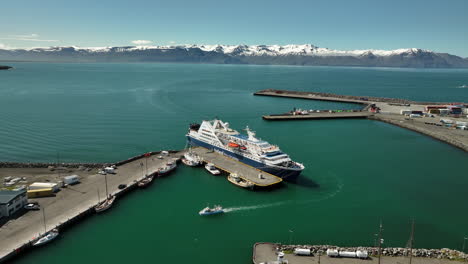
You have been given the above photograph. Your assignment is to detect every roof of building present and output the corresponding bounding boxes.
[0,189,26,204]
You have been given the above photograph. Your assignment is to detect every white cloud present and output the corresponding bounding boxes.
[168,41,176,45]
[0,43,10,49]
[131,40,152,45]
[0,33,58,42]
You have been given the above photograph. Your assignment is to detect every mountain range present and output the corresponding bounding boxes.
[1,44,467,68]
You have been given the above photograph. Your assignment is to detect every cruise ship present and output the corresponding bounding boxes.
[186,119,304,180]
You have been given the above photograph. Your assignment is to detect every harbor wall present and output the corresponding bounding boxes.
[254,89,449,105]
[369,115,468,152]
[277,243,468,260]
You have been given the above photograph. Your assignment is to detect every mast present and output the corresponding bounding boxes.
[408,219,415,264]
[42,207,47,233]
[104,173,108,198]
[378,220,383,264]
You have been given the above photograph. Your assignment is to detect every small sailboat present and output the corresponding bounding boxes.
[138,153,154,187]
[181,150,201,167]
[138,175,154,188]
[199,205,224,216]
[95,173,115,213]
[227,173,254,189]
[33,208,59,247]
[205,163,221,175]
[158,159,177,176]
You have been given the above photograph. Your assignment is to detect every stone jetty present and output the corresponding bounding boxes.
[277,244,468,260]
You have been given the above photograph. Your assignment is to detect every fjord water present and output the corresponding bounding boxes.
[1,63,468,264]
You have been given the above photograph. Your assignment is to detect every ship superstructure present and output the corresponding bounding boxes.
[186,119,304,180]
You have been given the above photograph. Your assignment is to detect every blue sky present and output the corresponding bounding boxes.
[1,0,467,57]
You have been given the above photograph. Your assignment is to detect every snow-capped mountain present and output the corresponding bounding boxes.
[1,44,467,68]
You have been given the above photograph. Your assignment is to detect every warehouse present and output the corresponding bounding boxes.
[0,189,28,219]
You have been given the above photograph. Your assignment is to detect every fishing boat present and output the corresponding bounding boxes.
[33,229,59,246]
[158,160,177,176]
[227,173,254,189]
[199,205,224,216]
[181,151,201,167]
[187,119,304,181]
[33,207,59,247]
[138,175,154,188]
[94,173,116,213]
[205,163,221,175]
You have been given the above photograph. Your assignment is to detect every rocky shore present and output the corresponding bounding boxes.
[278,244,468,260]
[0,161,107,169]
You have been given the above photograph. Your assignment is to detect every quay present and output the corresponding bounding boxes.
[254,89,468,152]
[0,150,184,263]
[191,147,283,187]
[263,111,373,120]
[253,242,467,264]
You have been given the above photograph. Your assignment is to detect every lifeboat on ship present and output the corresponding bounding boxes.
[228,142,239,148]
[240,145,247,150]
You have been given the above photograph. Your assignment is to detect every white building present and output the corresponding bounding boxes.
[0,189,28,219]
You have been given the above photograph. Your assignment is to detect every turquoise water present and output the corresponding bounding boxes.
[1,63,468,264]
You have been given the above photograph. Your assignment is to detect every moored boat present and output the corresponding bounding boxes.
[199,205,224,216]
[95,195,116,213]
[181,151,201,167]
[33,229,59,246]
[138,175,154,188]
[205,163,221,175]
[158,160,177,176]
[227,173,254,189]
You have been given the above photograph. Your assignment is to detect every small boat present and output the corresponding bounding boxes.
[199,205,224,216]
[228,142,239,148]
[158,160,177,176]
[205,163,221,175]
[227,173,254,189]
[95,195,116,213]
[181,151,201,167]
[138,175,154,188]
[33,229,59,247]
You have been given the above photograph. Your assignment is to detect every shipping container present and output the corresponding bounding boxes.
[27,188,54,198]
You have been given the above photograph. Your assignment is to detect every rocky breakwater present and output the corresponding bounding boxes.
[0,65,12,70]
[256,89,452,105]
[278,244,468,260]
[0,161,107,169]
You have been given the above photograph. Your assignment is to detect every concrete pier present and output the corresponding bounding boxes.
[254,89,468,152]
[263,112,373,120]
[191,147,282,187]
[0,150,184,263]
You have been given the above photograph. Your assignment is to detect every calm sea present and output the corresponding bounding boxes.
[1,63,468,264]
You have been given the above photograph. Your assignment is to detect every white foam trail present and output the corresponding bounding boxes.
[224,201,288,213]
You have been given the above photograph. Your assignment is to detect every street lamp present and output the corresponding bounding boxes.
[289,229,294,245]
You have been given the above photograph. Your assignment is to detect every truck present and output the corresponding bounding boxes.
[63,175,80,185]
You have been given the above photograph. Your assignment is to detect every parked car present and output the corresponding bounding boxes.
[118,184,127,189]
[24,203,40,210]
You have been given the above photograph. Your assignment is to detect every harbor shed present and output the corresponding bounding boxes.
[0,189,28,219]
[29,182,59,192]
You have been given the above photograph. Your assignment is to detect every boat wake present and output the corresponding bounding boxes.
[224,201,289,213]
[223,172,343,213]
